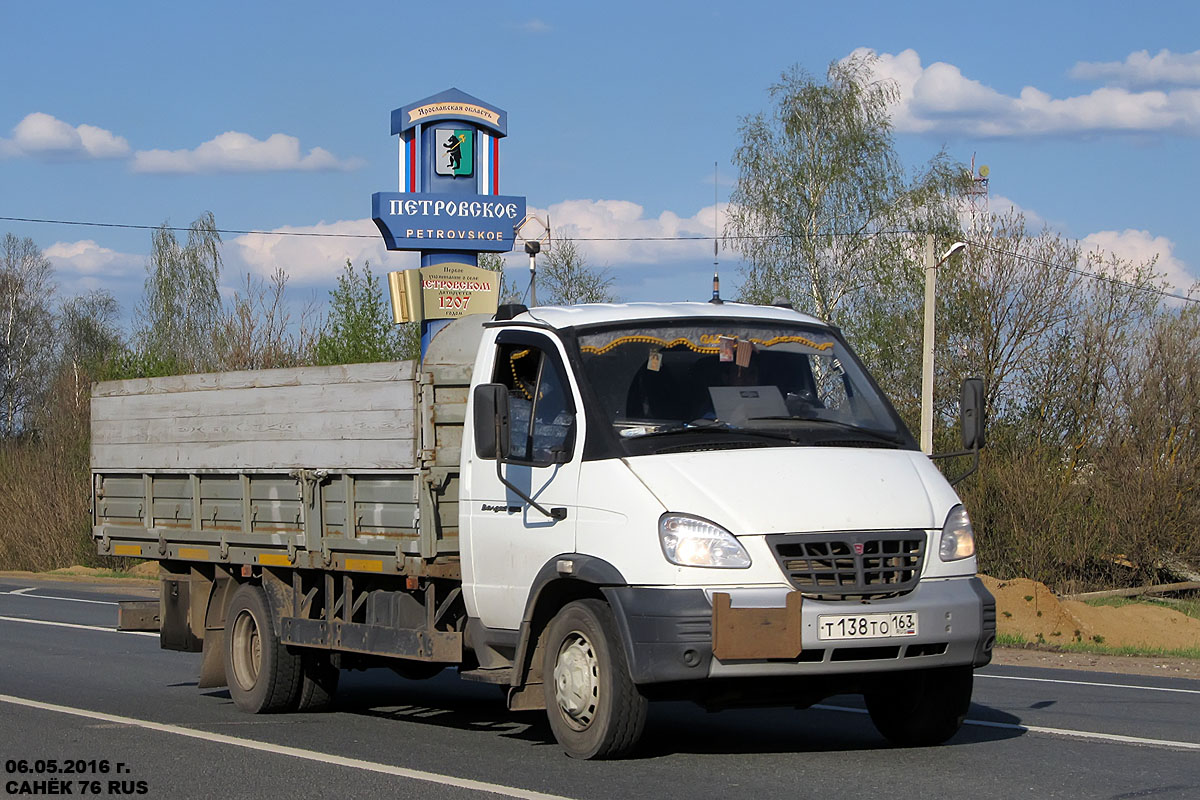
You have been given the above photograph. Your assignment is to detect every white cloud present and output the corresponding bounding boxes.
[45,239,142,278]
[224,200,730,297]
[1071,49,1200,89]
[983,193,1049,231]
[133,131,363,174]
[2,112,130,160]
[1080,229,1196,294]
[955,191,1194,295]
[856,47,1200,137]
[227,218,409,285]
[533,198,728,266]
[516,18,551,34]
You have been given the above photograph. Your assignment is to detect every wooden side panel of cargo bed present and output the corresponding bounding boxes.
[91,362,419,471]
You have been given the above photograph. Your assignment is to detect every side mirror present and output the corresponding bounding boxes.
[960,378,986,451]
[473,383,511,460]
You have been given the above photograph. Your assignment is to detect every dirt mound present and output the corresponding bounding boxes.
[48,565,105,576]
[129,560,159,577]
[982,575,1200,651]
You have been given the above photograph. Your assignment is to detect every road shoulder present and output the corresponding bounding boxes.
[991,645,1200,680]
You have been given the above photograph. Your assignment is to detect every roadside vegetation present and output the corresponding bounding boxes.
[727,54,1200,595]
[997,631,1200,661]
[1,54,1197,594]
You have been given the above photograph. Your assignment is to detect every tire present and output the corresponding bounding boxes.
[224,583,302,713]
[865,665,973,747]
[541,599,648,760]
[295,651,339,712]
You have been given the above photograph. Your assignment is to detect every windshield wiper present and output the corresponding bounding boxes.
[627,420,800,444]
[746,416,906,446]
[621,419,730,438]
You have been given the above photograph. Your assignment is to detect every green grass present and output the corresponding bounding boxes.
[1083,595,1200,621]
[996,631,1200,660]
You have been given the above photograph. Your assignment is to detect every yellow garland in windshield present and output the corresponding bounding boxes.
[579,334,833,355]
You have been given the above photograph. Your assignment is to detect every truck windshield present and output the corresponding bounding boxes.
[575,321,912,454]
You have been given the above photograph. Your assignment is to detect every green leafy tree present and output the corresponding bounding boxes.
[727,54,966,323]
[314,260,409,365]
[131,212,222,375]
[60,290,122,390]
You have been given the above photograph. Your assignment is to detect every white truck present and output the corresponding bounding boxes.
[94,301,995,759]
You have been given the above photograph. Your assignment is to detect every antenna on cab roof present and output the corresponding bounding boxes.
[710,161,722,304]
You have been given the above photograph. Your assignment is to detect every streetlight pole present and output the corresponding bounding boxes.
[920,236,967,454]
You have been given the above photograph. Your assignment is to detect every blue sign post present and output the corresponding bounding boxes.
[371,88,526,356]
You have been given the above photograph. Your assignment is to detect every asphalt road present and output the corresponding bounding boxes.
[1,576,1197,800]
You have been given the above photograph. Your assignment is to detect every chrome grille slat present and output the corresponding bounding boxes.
[766,531,925,598]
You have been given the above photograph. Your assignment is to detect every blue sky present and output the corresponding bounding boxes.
[2,1,1198,325]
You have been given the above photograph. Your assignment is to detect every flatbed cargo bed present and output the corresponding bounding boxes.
[92,322,478,576]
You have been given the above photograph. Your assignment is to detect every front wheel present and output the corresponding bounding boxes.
[541,599,648,760]
[865,665,973,747]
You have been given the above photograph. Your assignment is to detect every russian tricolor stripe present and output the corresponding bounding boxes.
[398,133,419,193]
[478,133,491,195]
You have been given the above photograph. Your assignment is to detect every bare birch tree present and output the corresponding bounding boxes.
[539,238,616,306]
[0,234,56,437]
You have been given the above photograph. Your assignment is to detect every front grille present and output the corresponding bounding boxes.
[766,531,926,598]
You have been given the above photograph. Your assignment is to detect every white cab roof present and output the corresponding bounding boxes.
[509,301,827,330]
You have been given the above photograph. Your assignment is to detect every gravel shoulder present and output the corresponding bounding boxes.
[990,645,1200,680]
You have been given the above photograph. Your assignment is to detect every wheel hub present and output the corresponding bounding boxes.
[553,632,599,730]
[231,609,261,691]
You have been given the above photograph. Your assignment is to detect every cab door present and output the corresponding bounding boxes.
[463,331,581,630]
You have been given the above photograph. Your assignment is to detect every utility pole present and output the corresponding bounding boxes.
[920,236,967,454]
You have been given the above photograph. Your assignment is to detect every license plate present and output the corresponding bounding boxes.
[817,612,918,641]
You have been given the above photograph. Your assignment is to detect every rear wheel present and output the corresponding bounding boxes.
[865,665,973,747]
[295,651,339,712]
[541,599,647,759]
[224,584,302,713]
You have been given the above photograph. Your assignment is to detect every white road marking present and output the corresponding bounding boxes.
[0,615,156,637]
[979,673,1200,696]
[0,694,571,800]
[814,704,1200,751]
[0,589,118,605]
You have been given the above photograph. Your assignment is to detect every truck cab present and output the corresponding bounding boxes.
[460,302,994,756]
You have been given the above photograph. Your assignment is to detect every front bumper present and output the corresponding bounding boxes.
[603,576,995,685]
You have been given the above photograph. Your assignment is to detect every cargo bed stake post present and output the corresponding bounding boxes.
[290,469,328,557]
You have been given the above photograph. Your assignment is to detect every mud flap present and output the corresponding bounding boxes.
[197,628,227,689]
[712,591,803,661]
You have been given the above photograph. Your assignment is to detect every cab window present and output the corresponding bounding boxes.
[492,342,575,465]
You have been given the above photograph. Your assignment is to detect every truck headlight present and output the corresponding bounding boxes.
[659,513,751,568]
[939,505,976,561]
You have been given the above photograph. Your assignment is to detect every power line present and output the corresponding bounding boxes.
[966,238,1199,306]
[0,215,375,239]
[0,214,916,242]
[2,214,1193,304]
